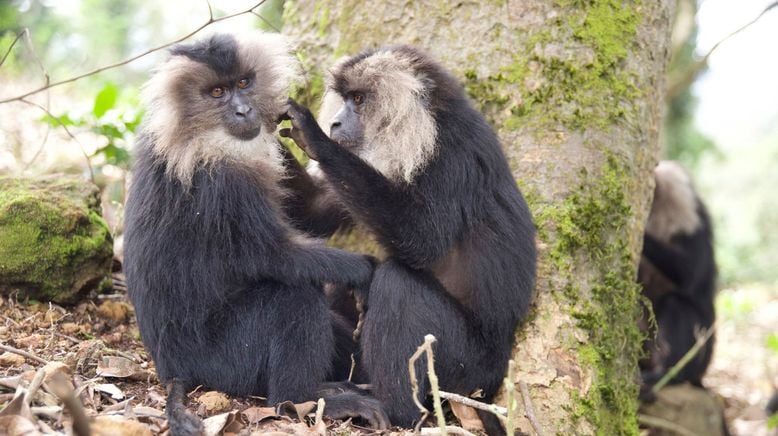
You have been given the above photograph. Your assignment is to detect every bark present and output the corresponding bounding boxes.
[283,1,674,433]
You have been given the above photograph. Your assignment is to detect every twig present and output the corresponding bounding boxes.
[437,391,507,416]
[24,368,46,405]
[504,360,516,430]
[45,379,91,436]
[0,28,27,67]
[408,335,447,435]
[652,321,717,394]
[408,337,431,432]
[666,1,778,100]
[8,29,53,171]
[18,98,95,182]
[54,331,83,344]
[0,342,48,365]
[519,381,543,436]
[0,1,268,104]
[251,10,281,32]
[637,413,699,436]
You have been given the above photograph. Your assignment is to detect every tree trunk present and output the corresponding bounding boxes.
[283,1,674,433]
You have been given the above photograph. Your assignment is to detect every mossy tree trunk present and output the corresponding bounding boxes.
[284,1,673,433]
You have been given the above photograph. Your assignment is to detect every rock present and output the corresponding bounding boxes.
[640,384,728,436]
[0,175,113,304]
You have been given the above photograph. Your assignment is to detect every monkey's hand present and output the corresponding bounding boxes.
[279,98,330,162]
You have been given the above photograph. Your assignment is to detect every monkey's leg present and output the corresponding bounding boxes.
[359,260,503,432]
[166,380,203,436]
[265,283,388,429]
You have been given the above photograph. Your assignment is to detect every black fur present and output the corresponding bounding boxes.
[169,33,239,77]
[638,190,717,396]
[282,46,537,435]
[124,136,389,431]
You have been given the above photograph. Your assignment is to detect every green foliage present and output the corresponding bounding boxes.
[766,333,778,354]
[41,82,142,170]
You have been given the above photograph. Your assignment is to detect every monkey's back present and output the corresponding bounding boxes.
[123,136,330,395]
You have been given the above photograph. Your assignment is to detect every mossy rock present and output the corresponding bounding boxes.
[640,384,727,436]
[0,175,113,304]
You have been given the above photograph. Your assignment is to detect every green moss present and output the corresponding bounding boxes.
[314,3,331,38]
[534,154,643,435]
[464,0,643,132]
[0,177,113,303]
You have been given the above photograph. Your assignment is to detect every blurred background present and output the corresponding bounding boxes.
[1,0,776,433]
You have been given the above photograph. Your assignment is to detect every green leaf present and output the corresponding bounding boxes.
[766,333,778,354]
[94,143,130,167]
[93,83,118,118]
[768,413,778,430]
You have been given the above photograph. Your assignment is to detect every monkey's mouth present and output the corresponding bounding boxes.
[231,126,261,140]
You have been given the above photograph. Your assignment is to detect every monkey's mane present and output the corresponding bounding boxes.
[645,160,702,241]
[319,46,443,184]
[140,32,300,185]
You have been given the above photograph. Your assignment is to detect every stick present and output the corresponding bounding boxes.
[437,391,508,416]
[408,335,447,434]
[519,381,544,436]
[651,321,717,394]
[637,413,699,436]
[0,1,269,104]
[0,342,48,365]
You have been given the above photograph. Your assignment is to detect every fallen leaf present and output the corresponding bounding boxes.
[450,402,485,432]
[197,391,231,414]
[276,400,317,421]
[0,415,40,436]
[96,356,144,379]
[202,411,244,436]
[91,415,153,436]
[60,322,82,335]
[95,383,125,400]
[0,352,26,367]
[242,406,279,424]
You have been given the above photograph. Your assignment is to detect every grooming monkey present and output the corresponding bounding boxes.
[281,46,537,435]
[638,161,717,397]
[123,33,387,435]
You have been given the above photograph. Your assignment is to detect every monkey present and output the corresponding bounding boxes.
[280,45,537,435]
[122,33,388,434]
[637,161,717,398]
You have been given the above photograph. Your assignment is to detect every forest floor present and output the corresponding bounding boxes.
[0,283,776,435]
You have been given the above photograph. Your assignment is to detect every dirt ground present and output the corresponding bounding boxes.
[0,283,776,435]
[705,285,778,436]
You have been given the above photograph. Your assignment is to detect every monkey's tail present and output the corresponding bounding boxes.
[166,380,204,436]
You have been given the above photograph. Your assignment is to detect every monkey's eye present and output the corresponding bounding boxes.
[352,92,365,105]
[237,78,251,89]
[210,87,225,98]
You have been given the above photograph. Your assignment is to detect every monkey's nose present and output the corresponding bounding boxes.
[330,121,341,132]
[235,105,253,118]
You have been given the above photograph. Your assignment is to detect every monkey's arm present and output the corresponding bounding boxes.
[281,99,453,267]
[275,243,375,289]
[642,234,687,286]
[278,144,352,238]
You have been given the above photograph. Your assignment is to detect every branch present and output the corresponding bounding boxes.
[652,321,717,394]
[408,335,446,434]
[0,342,48,365]
[438,391,507,416]
[0,0,268,104]
[519,381,544,436]
[19,98,95,183]
[637,413,699,436]
[666,1,778,101]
